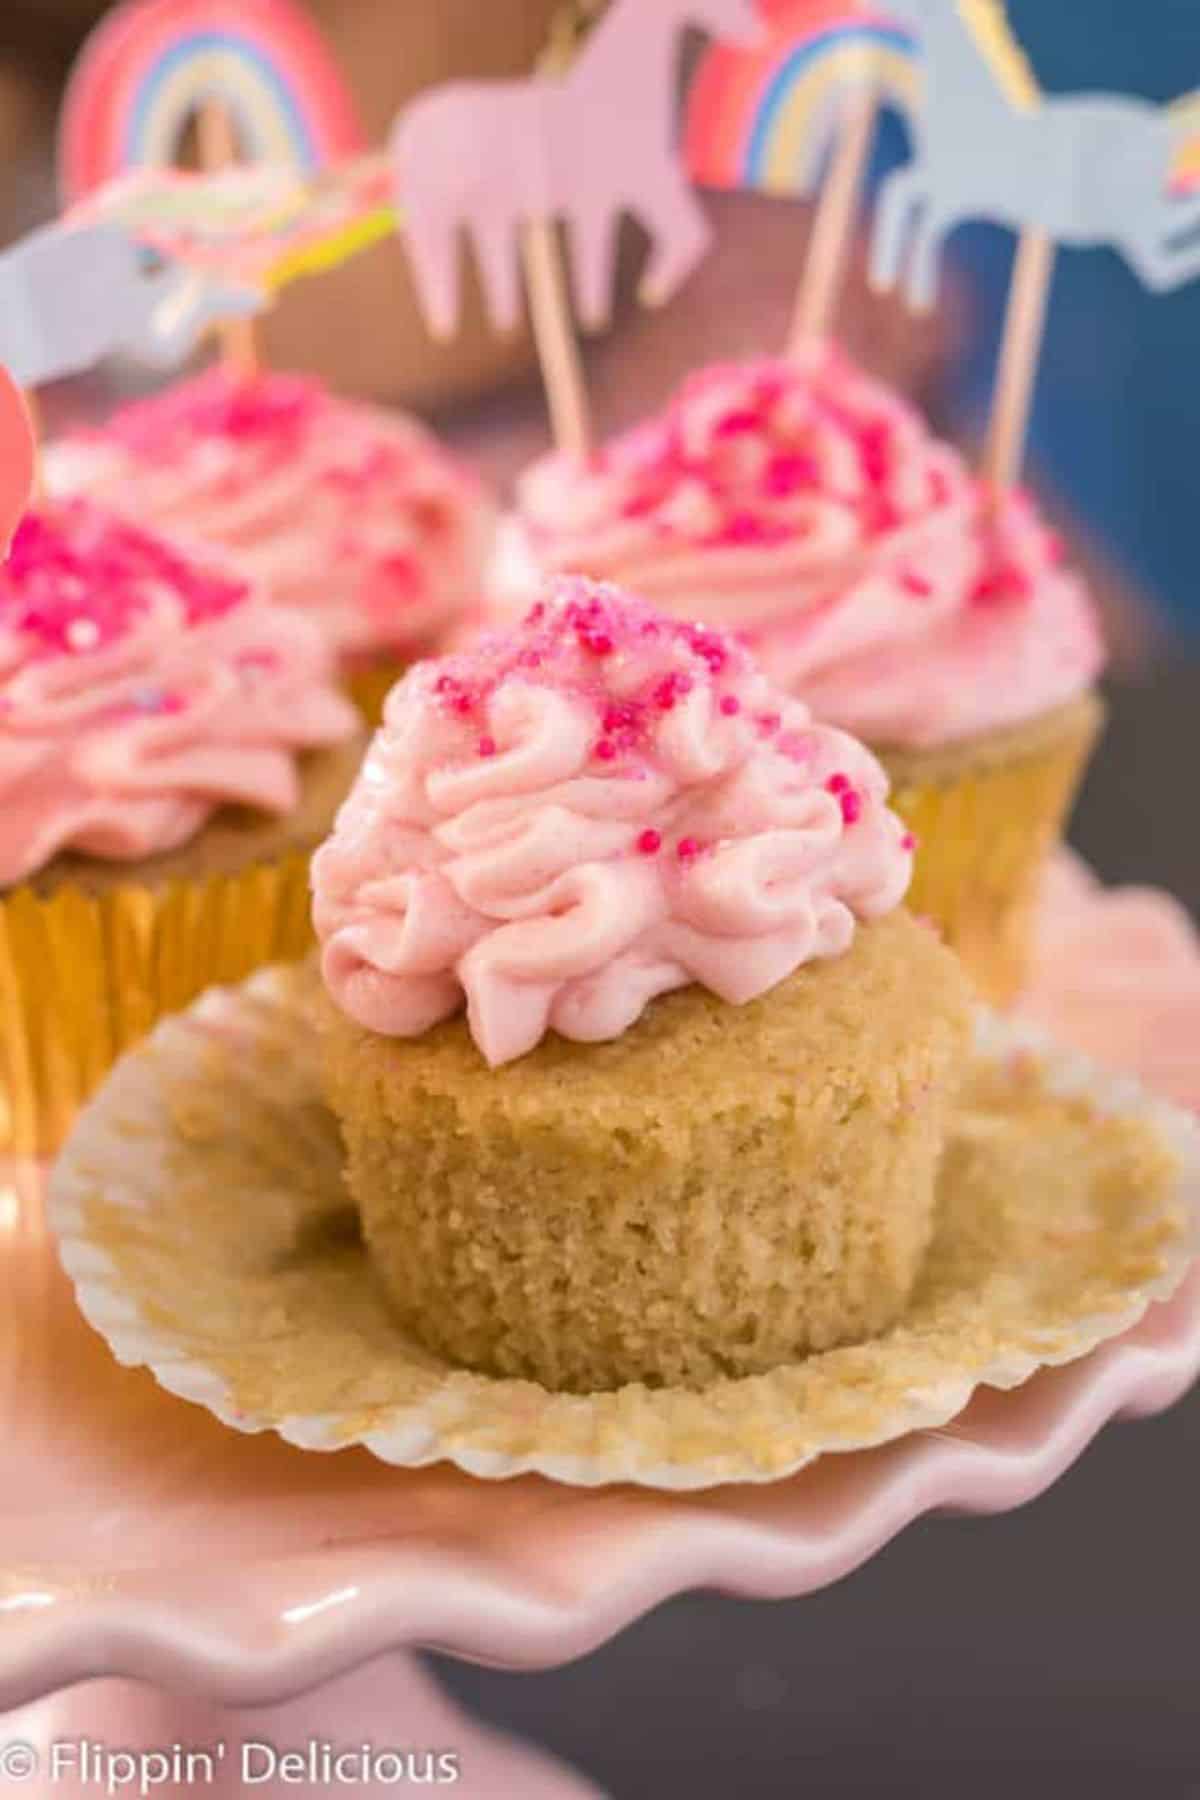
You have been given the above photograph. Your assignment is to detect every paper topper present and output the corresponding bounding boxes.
[0,222,262,390]
[686,0,919,196]
[59,0,367,208]
[391,0,764,340]
[73,158,396,297]
[0,371,35,559]
[867,0,1200,309]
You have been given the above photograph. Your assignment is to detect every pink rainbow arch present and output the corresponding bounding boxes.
[59,0,366,208]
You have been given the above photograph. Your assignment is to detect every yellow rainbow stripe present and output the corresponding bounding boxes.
[136,49,305,168]
[755,43,920,195]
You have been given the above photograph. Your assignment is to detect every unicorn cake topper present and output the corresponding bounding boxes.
[391,0,763,341]
[0,220,261,390]
[871,0,1200,309]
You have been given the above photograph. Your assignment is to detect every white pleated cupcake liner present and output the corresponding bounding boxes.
[50,964,1200,1490]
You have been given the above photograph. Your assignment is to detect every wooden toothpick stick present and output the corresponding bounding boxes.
[982,227,1055,490]
[521,219,592,459]
[198,100,261,376]
[788,82,879,356]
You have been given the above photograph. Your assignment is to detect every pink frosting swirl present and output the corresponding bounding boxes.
[312,579,913,1066]
[0,501,359,886]
[47,370,495,665]
[511,347,1104,748]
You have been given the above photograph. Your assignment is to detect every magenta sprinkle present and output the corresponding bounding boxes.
[901,832,918,853]
[107,368,319,460]
[826,772,851,795]
[901,569,933,597]
[839,789,863,825]
[3,503,249,659]
[637,829,662,856]
[594,738,617,762]
[719,694,741,716]
[452,692,474,716]
[676,836,701,862]
[714,408,761,438]
[762,452,818,498]
[478,735,497,758]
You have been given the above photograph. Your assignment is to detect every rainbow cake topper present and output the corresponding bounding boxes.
[686,1,918,196]
[0,370,35,559]
[58,0,367,208]
[72,158,397,298]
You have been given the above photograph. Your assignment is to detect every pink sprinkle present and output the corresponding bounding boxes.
[715,408,761,438]
[756,712,781,736]
[676,837,701,862]
[653,674,688,711]
[594,738,617,762]
[840,790,863,825]
[478,735,497,758]
[826,772,851,796]
[723,511,770,547]
[762,452,818,498]
[452,693,473,716]
[901,569,933,598]
[637,829,662,856]
[901,832,918,853]
[719,694,741,716]
[518,649,542,669]
[582,631,614,657]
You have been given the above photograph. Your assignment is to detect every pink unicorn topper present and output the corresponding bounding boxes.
[391,0,763,340]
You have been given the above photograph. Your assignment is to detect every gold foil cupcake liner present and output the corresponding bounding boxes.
[885,699,1103,1006]
[344,658,408,728]
[49,962,1198,1491]
[0,854,316,1160]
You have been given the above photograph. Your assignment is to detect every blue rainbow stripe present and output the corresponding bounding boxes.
[745,24,915,186]
[125,33,318,170]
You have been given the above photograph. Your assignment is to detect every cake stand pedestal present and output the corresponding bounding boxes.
[1,855,1198,1796]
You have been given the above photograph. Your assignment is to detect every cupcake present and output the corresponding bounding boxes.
[501,346,1106,1003]
[313,579,971,1393]
[0,499,362,1155]
[46,368,496,724]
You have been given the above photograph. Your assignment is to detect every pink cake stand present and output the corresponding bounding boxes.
[1,853,1198,1796]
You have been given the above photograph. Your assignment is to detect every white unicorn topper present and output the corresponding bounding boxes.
[392,0,763,339]
[869,0,1200,308]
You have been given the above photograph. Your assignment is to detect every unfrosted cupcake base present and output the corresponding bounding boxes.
[322,914,971,1393]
